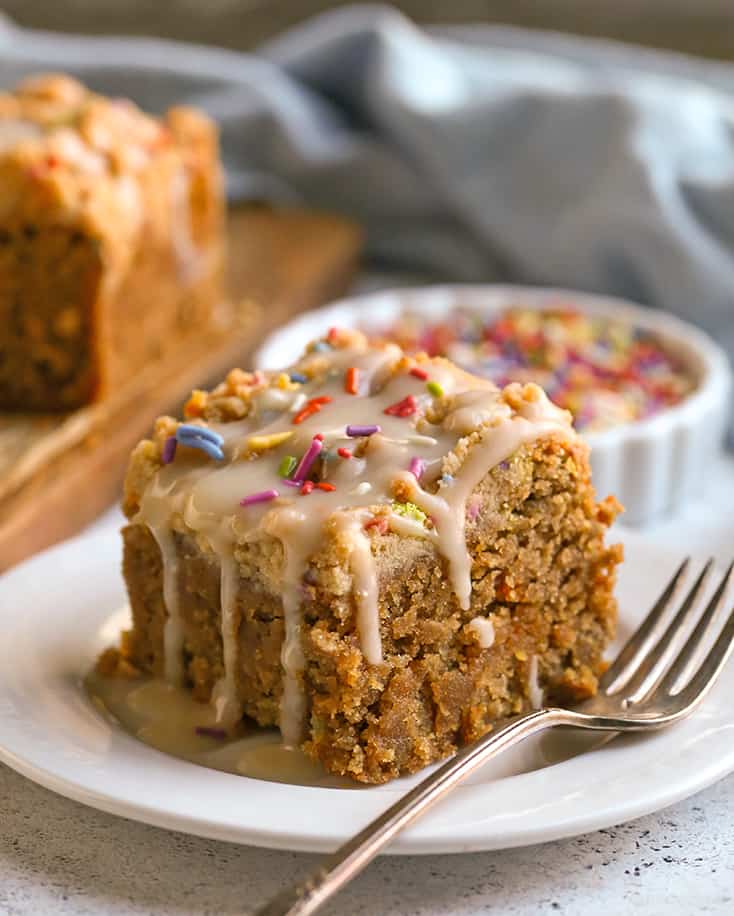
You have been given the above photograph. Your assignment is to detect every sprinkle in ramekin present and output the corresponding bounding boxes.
[410,366,429,380]
[337,447,352,459]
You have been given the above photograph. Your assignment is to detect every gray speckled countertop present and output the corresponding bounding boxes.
[2,764,733,915]
[3,457,734,915]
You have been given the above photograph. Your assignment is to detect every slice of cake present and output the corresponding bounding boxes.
[119,329,622,784]
[0,74,225,410]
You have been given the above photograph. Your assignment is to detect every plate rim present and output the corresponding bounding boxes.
[1,527,734,854]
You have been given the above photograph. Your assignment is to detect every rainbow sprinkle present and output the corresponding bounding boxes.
[346,424,380,437]
[293,396,332,425]
[384,395,418,418]
[392,501,428,524]
[426,381,444,398]
[161,436,177,465]
[372,306,696,433]
[467,497,481,521]
[409,457,426,481]
[195,726,227,740]
[364,516,389,534]
[240,489,279,507]
[278,455,298,478]
[175,424,224,461]
[247,430,294,452]
[345,367,360,395]
[292,436,323,482]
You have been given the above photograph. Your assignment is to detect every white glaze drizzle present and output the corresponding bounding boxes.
[467,616,495,649]
[263,505,315,747]
[210,551,241,727]
[395,412,570,610]
[528,655,544,710]
[133,336,575,744]
[336,513,382,665]
[148,524,184,684]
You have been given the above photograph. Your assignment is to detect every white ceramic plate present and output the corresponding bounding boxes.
[0,527,733,854]
[254,285,732,525]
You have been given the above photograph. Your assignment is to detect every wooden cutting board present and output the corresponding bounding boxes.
[0,206,362,572]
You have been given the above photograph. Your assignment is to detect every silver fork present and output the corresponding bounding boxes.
[256,557,734,916]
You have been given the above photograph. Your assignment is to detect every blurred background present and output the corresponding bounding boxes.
[5,0,734,59]
[2,0,734,566]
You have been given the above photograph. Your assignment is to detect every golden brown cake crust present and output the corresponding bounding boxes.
[0,74,225,410]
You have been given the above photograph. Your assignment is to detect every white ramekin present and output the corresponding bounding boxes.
[255,285,732,526]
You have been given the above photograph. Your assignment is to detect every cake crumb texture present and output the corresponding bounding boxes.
[119,332,622,783]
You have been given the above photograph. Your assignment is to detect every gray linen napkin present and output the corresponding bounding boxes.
[1,4,733,367]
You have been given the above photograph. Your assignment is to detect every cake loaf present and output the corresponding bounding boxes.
[0,74,225,411]
[119,329,622,783]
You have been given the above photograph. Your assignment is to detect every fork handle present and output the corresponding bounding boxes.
[255,707,570,916]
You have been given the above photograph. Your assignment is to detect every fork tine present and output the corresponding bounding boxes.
[600,557,690,694]
[619,559,714,703]
[671,572,734,713]
[658,560,734,697]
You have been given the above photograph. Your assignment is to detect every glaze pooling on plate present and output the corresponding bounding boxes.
[85,669,353,788]
[132,330,574,745]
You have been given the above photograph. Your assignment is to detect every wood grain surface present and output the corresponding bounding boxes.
[0,206,362,571]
